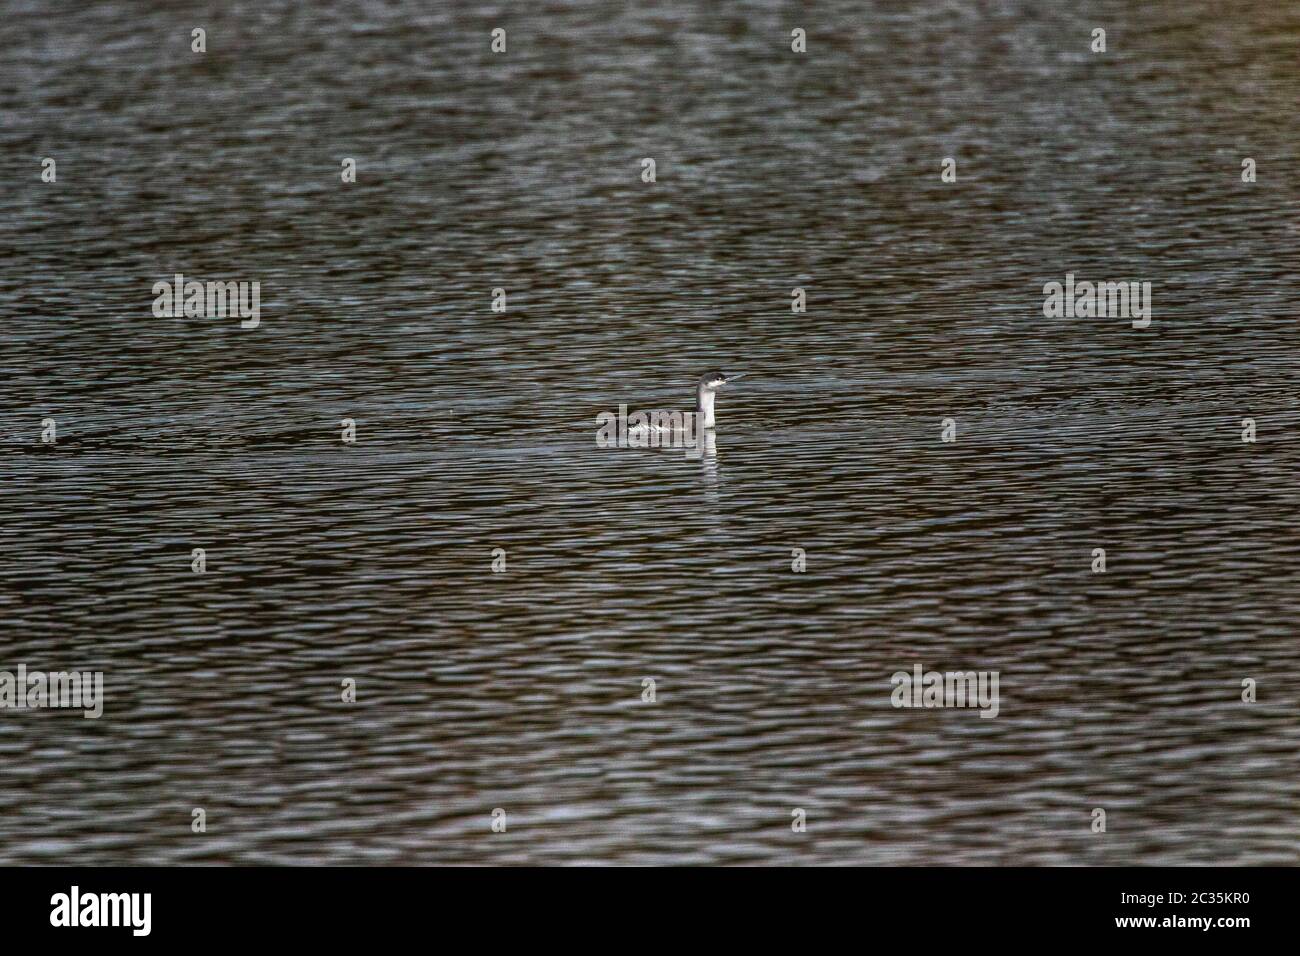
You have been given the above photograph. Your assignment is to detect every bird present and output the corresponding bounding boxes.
[627,370,740,442]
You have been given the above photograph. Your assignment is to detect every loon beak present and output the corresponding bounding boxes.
[724,373,745,383]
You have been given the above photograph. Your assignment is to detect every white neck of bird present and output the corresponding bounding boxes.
[697,386,716,428]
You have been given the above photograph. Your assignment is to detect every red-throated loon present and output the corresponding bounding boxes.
[629,370,740,438]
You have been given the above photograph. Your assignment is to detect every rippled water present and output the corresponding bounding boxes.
[2,0,1299,864]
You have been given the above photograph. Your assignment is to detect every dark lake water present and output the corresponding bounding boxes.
[2,0,1298,864]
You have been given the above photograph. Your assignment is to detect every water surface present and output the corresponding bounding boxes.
[2,0,1298,864]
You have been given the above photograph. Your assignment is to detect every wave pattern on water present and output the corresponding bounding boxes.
[2,0,1299,864]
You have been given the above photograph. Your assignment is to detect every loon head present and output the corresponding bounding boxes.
[698,370,737,392]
